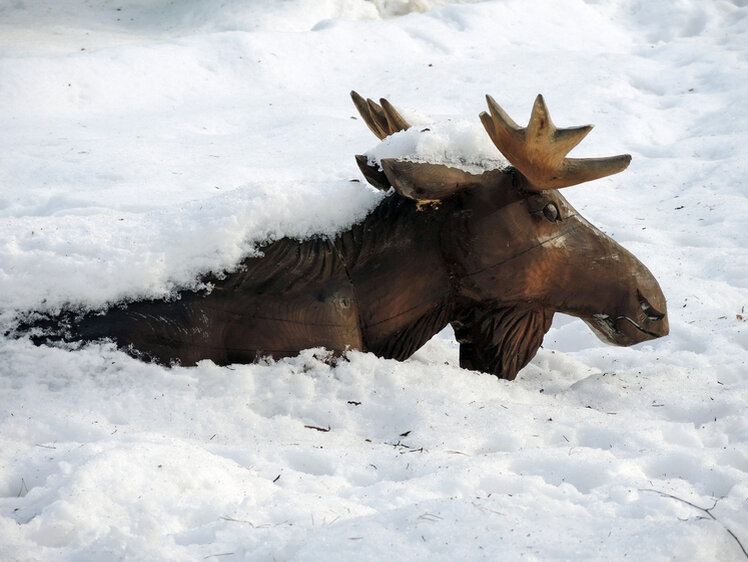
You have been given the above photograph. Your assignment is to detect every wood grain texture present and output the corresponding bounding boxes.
[452,304,553,380]
[75,237,362,365]
[26,94,669,380]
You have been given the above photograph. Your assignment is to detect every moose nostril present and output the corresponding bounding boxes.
[637,290,665,321]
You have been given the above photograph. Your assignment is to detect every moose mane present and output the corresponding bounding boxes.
[368,300,453,361]
[452,304,553,380]
[334,188,448,269]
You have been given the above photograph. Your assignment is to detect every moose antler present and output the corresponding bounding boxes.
[479,95,631,189]
[351,91,410,139]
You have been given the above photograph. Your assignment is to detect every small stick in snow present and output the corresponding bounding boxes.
[471,501,505,517]
[219,516,276,529]
[640,489,747,559]
[17,478,28,497]
[304,424,330,432]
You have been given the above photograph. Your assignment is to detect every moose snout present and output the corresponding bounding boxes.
[579,244,669,347]
[604,269,669,346]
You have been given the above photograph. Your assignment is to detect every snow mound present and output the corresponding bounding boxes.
[364,119,509,174]
[0,180,382,318]
[369,0,487,18]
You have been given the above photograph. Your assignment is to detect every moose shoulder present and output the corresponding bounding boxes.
[54,93,669,380]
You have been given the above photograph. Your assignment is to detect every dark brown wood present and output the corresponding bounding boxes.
[378,160,506,201]
[354,155,390,191]
[29,94,670,380]
[74,236,363,365]
[452,305,553,378]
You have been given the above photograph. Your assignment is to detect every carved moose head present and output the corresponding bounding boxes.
[351,92,669,376]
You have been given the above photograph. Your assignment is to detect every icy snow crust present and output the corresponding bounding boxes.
[1,1,747,560]
[364,120,510,174]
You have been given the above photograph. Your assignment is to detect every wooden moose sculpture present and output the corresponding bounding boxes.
[47,93,668,380]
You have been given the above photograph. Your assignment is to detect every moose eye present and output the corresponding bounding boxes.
[542,202,560,222]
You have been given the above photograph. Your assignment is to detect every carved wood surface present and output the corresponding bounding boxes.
[28,94,669,380]
[75,236,363,365]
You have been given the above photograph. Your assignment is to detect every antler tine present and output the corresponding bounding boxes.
[485,95,522,133]
[480,94,631,189]
[525,94,553,140]
[561,155,633,186]
[527,95,595,156]
[366,99,389,137]
[350,91,410,140]
[351,91,385,139]
[380,98,410,133]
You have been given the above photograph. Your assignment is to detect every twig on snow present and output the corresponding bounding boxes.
[17,478,28,497]
[219,516,288,529]
[220,516,265,528]
[640,489,747,559]
[471,501,505,517]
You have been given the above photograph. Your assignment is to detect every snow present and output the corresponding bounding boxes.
[1,0,747,560]
[364,120,510,174]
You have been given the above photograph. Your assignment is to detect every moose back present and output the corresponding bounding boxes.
[45,93,669,380]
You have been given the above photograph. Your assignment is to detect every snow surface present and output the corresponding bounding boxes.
[364,120,510,174]
[1,0,747,560]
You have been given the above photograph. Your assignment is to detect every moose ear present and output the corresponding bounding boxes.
[379,159,505,201]
[355,154,391,191]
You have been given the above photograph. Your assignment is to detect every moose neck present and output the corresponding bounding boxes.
[335,193,454,360]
